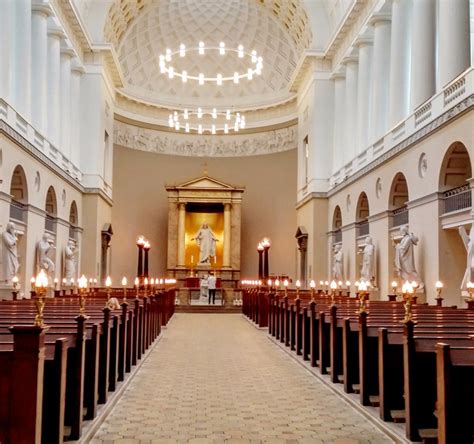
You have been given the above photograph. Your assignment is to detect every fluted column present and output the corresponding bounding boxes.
[388,0,412,126]
[60,46,74,158]
[70,62,84,168]
[31,2,52,133]
[47,26,63,147]
[223,203,231,268]
[410,0,436,109]
[177,203,186,267]
[0,0,13,101]
[369,15,391,142]
[438,0,470,88]
[342,57,358,164]
[332,72,345,173]
[355,38,373,153]
[12,0,32,118]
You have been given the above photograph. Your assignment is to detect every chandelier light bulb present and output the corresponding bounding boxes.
[168,66,174,79]
[182,70,187,82]
[198,124,203,134]
[226,109,231,120]
[173,111,178,121]
[211,124,216,134]
[234,121,239,132]
[199,73,204,85]
[224,123,229,134]
[212,108,217,119]
[175,121,180,130]
[216,73,222,85]
[238,44,244,58]
[168,115,173,127]
[219,42,225,55]
[233,72,239,84]
[251,50,257,63]
[185,123,190,133]
[197,107,203,118]
[166,48,171,61]
[247,68,253,80]
[198,41,205,55]
[184,109,189,119]
[179,43,186,57]
[160,63,166,74]
[240,116,246,129]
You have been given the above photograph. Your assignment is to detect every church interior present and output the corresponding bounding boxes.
[1,0,474,442]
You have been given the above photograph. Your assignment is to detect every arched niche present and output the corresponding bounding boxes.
[332,205,342,243]
[69,201,78,240]
[9,165,28,222]
[45,186,57,233]
[389,173,409,228]
[356,192,370,237]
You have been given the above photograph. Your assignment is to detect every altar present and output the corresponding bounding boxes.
[165,175,244,305]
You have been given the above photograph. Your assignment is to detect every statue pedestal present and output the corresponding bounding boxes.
[0,284,21,300]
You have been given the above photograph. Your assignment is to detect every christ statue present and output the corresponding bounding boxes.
[192,223,218,264]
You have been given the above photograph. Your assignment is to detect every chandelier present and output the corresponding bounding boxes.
[168,108,245,134]
[159,42,263,85]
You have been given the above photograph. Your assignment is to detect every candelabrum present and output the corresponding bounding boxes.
[78,275,88,316]
[330,280,337,306]
[310,280,316,301]
[357,282,369,314]
[122,277,128,302]
[402,282,414,323]
[435,281,443,306]
[34,270,48,328]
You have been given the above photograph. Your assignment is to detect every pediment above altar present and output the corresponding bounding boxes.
[166,175,244,192]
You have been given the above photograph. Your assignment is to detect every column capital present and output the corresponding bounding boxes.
[60,46,75,58]
[330,70,346,81]
[224,202,232,210]
[342,55,358,66]
[369,13,391,26]
[71,61,85,75]
[47,26,64,40]
[178,202,186,210]
[32,2,52,17]
[354,36,373,48]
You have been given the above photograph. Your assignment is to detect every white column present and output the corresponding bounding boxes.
[369,15,391,142]
[12,0,32,118]
[31,2,51,133]
[60,47,74,158]
[0,0,13,101]
[438,0,470,88]
[388,0,412,126]
[47,26,63,147]
[342,57,358,164]
[410,0,436,109]
[70,62,84,168]
[223,203,231,268]
[177,203,186,267]
[355,38,373,153]
[332,72,345,173]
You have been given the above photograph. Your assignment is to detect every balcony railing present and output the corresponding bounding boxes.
[443,184,471,214]
[45,215,56,233]
[334,229,342,243]
[9,201,25,222]
[392,206,409,227]
[357,220,369,237]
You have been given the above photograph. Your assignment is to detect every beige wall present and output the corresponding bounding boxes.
[111,145,297,281]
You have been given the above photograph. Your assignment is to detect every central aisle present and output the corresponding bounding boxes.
[92,314,393,444]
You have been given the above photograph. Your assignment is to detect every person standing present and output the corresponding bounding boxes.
[208,272,217,305]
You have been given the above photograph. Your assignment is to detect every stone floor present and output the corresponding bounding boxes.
[90,314,394,444]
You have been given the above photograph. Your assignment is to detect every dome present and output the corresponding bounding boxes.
[114,0,312,110]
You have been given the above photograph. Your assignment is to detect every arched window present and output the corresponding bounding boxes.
[389,173,409,227]
[69,201,78,240]
[332,205,342,243]
[9,165,28,222]
[45,186,57,233]
[439,142,472,214]
[356,192,370,237]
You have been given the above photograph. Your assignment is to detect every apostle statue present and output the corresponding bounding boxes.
[36,233,56,277]
[2,222,20,282]
[394,225,423,286]
[360,236,375,284]
[64,240,78,280]
[192,223,218,264]
[333,244,344,281]
[458,224,474,290]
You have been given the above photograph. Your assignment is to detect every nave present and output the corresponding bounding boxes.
[90,314,392,444]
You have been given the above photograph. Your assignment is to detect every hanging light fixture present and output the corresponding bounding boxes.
[159,42,263,85]
[167,108,246,134]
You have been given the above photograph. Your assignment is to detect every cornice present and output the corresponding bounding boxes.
[82,188,114,207]
[327,95,474,197]
[295,192,328,210]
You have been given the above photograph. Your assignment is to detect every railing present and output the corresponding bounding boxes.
[9,201,25,222]
[443,184,471,214]
[334,229,342,243]
[392,206,409,227]
[45,215,56,233]
[357,220,369,237]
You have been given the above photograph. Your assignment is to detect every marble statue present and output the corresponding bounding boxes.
[458,224,474,290]
[394,225,422,285]
[64,240,78,280]
[360,236,375,283]
[192,224,218,264]
[333,244,344,281]
[2,222,19,282]
[36,233,56,277]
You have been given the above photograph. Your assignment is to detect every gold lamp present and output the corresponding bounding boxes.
[78,274,88,316]
[34,270,48,327]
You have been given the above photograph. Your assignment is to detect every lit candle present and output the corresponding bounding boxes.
[105,276,112,288]
[122,277,127,287]
[134,277,139,288]
[30,277,36,290]
[12,276,19,290]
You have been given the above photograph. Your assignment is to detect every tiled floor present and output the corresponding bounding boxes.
[90,314,394,444]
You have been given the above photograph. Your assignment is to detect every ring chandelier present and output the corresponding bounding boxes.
[159,42,263,85]
[168,108,246,134]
